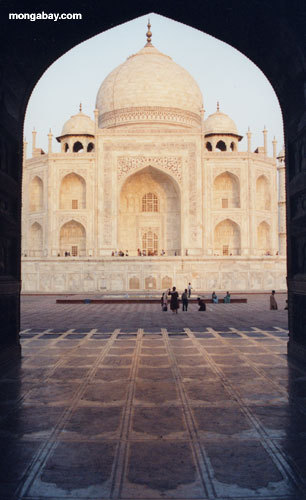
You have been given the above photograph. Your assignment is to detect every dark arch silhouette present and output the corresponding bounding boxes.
[0,1,305,363]
[73,141,84,153]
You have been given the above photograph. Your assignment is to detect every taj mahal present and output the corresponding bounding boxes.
[21,23,287,293]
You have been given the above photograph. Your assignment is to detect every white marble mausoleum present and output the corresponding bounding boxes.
[21,24,287,293]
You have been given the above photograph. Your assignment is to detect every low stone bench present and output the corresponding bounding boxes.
[56,297,247,304]
[203,298,247,304]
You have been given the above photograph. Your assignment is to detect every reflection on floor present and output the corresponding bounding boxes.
[0,326,305,499]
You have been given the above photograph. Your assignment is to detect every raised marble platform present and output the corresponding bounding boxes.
[21,256,287,293]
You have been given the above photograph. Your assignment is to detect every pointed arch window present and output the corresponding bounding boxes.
[142,231,158,255]
[142,192,159,212]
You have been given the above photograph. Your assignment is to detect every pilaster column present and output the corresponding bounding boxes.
[277,156,286,255]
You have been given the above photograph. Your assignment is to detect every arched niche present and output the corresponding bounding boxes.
[214,218,241,255]
[205,141,212,151]
[59,173,86,210]
[162,276,172,289]
[213,171,240,208]
[118,166,181,256]
[216,140,227,151]
[256,175,271,210]
[142,230,158,256]
[73,141,84,153]
[129,276,140,289]
[87,142,94,152]
[29,176,43,212]
[29,222,43,256]
[59,220,86,256]
[145,276,156,289]
[257,221,271,254]
[142,192,159,212]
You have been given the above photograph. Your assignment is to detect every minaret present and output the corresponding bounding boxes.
[48,129,53,154]
[94,108,99,132]
[23,137,27,163]
[32,128,37,157]
[272,136,277,159]
[247,127,252,152]
[277,147,286,256]
[263,126,268,156]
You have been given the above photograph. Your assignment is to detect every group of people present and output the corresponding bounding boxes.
[211,291,231,303]
[161,285,231,313]
[161,288,282,312]
[161,287,186,314]
[111,250,129,257]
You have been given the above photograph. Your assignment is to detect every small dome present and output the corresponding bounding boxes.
[95,43,203,129]
[204,108,239,136]
[60,108,94,137]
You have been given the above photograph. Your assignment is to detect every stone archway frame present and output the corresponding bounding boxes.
[213,170,241,209]
[59,171,87,210]
[118,164,181,255]
[117,155,183,184]
[104,140,199,248]
[214,217,242,256]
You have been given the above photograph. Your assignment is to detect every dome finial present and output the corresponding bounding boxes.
[217,101,220,112]
[79,103,82,113]
[146,18,152,46]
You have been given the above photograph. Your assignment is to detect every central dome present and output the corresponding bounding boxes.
[95,43,203,130]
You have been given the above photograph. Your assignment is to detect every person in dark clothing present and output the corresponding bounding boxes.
[197,297,206,311]
[182,289,188,311]
[168,286,179,313]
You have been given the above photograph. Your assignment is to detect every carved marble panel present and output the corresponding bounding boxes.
[117,156,182,183]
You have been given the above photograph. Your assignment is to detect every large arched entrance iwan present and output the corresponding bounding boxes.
[118,166,181,256]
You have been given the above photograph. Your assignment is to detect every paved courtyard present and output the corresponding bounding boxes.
[1,293,306,499]
[20,293,288,331]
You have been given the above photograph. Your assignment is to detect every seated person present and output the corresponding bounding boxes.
[197,297,206,311]
[224,291,231,303]
[212,291,218,304]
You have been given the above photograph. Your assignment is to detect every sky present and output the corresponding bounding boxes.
[24,13,284,157]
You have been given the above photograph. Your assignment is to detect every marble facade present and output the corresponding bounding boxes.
[21,30,286,293]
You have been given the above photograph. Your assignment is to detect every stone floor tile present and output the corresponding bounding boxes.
[35,441,115,494]
[134,380,178,404]
[126,441,198,492]
[183,380,231,404]
[192,406,254,436]
[81,381,129,404]
[61,406,123,439]
[202,438,292,493]
[131,406,188,438]
[137,367,174,380]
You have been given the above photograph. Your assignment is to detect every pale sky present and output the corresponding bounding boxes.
[24,13,284,157]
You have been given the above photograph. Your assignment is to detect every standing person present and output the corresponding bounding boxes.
[197,297,206,311]
[168,286,179,314]
[188,282,192,298]
[212,291,218,304]
[270,290,278,310]
[182,289,188,311]
[161,291,168,311]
